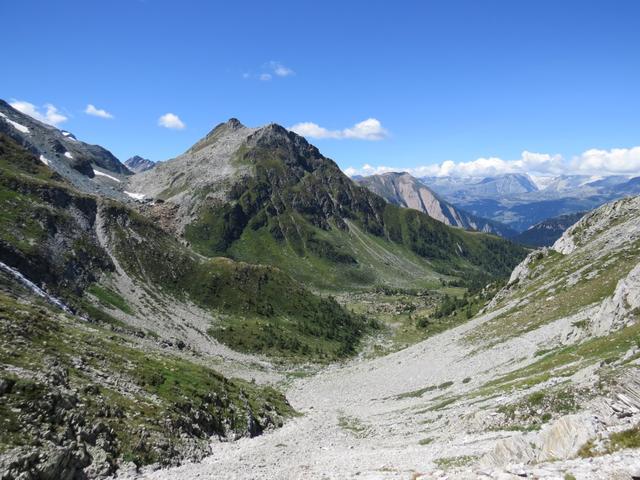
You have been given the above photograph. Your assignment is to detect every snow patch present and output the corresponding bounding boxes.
[64,151,73,159]
[124,191,145,200]
[39,155,50,166]
[0,111,30,134]
[92,169,121,182]
[61,131,78,141]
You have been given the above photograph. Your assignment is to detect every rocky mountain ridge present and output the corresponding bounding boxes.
[0,100,132,202]
[127,120,526,291]
[356,172,516,237]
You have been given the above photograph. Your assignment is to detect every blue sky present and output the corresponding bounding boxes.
[2,0,640,177]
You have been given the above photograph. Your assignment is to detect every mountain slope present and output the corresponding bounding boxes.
[356,172,516,237]
[0,99,132,201]
[0,276,294,477]
[0,133,371,362]
[512,211,586,247]
[124,155,155,173]
[135,194,640,480]
[130,121,526,291]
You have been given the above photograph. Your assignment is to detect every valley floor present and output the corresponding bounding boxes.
[122,302,640,480]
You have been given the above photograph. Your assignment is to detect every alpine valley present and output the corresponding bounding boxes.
[1,98,640,480]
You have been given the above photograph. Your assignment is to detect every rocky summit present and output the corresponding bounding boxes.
[124,156,155,173]
[1,112,639,480]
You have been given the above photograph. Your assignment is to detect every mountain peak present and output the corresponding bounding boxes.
[187,118,251,155]
[226,117,244,129]
[124,155,155,173]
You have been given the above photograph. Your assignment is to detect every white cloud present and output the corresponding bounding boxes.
[269,61,294,77]
[420,151,564,178]
[158,113,186,130]
[343,145,640,179]
[244,61,295,81]
[85,104,114,119]
[572,146,640,175]
[289,118,388,141]
[9,100,68,126]
[343,119,388,140]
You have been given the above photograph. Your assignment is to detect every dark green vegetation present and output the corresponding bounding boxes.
[87,284,133,314]
[419,280,505,327]
[0,279,294,475]
[609,425,640,451]
[344,288,441,355]
[512,212,586,247]
[184,125,527,291]
[103,203,375,361]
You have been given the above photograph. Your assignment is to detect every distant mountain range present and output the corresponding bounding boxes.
[354,172,516,237]
[422,173,538,198]
[419,173,640,232]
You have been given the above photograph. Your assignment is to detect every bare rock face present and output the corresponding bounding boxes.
[591,262,640,335]
[537,414,596,462]
[479,436,538,468]
[126,118,257,232]
[553,195,640,255]
[480,414,596,468]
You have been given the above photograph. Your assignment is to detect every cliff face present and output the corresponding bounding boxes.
[356,172,516,237]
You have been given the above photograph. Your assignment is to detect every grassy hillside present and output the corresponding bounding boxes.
[103,203,376,360]
[0,134,373,361]
[184,126,527,291]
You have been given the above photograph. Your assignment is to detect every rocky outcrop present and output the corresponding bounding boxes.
[480,414,597,467]
[591,262,640,335]
[479,436,537,467]
[537,414,597,462]
[553,195,640,255]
